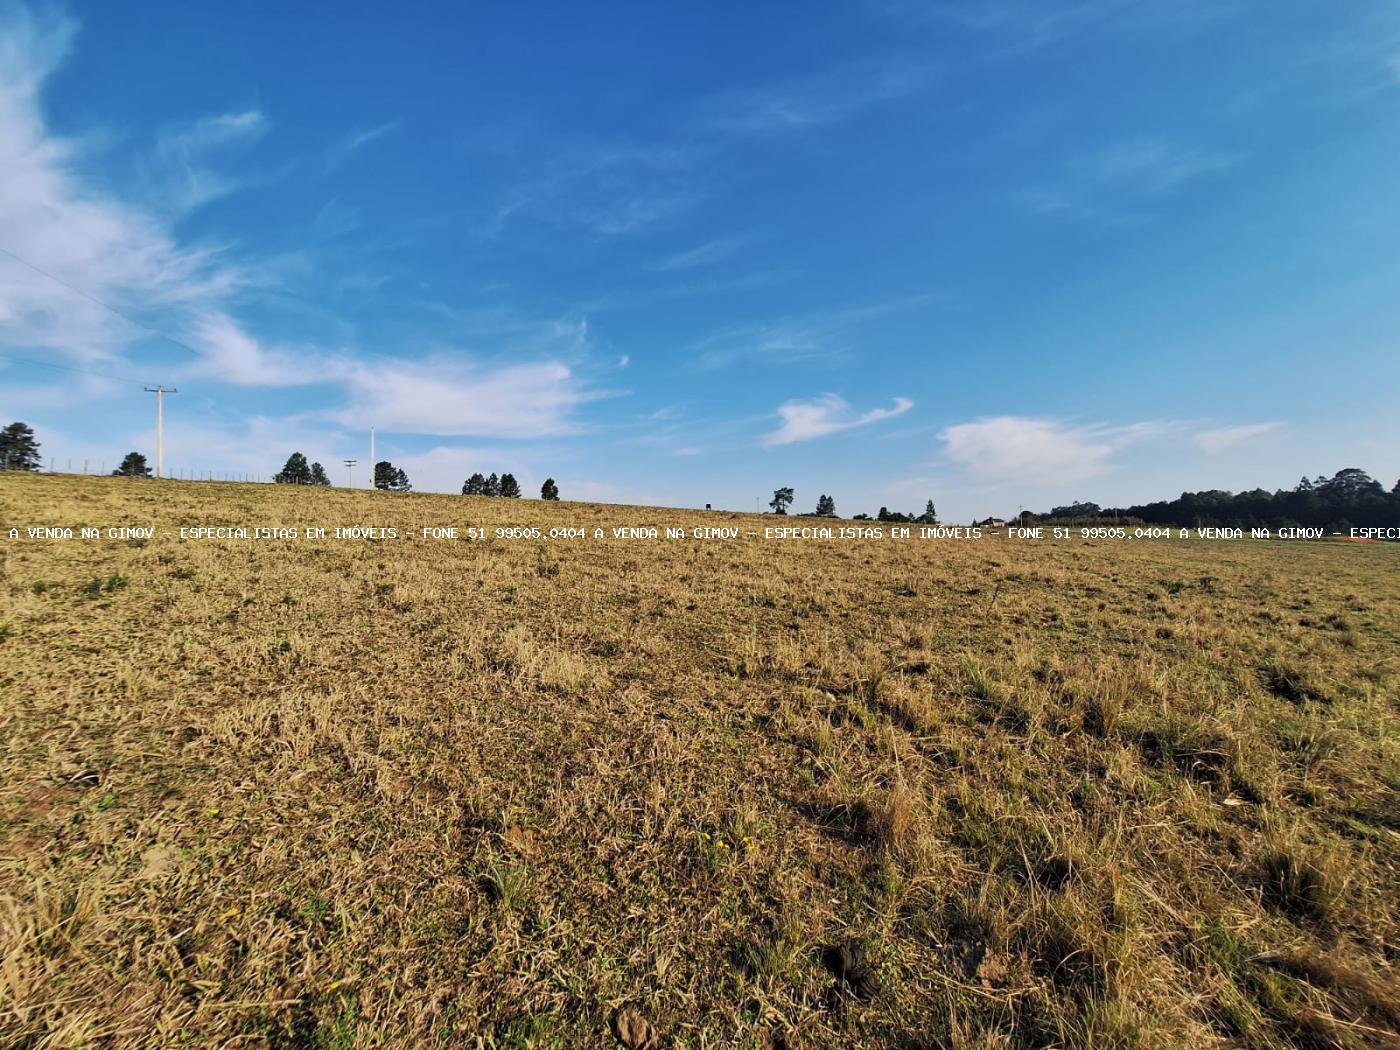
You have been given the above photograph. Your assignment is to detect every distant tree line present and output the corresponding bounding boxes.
[5,423,1396,530]
[1025,469,1400,532]
[770,487,938,524]
[462,472,519,497]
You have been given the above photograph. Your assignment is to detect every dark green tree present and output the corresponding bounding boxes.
[918,500,938,524]
[309,462,331,486]
[499,473,521,498]
[769,487,794,514]
[540,477,560,501]
[877,506,915,523]
[0,422,41,471]
[274,452,312,484]
[485,473,501,497]
[112,452,152,477]
[814,494,836,517]
[462,472,487,495]
[374,460,411,491]
[1320,468,1384,499]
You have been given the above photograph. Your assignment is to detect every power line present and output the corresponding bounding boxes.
[0,347,156,387]
[0,243,211,365]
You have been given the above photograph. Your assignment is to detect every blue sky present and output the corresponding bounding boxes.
[2,0,1398,519]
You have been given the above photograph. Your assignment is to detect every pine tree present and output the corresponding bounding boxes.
[375,461,411,491]
[540,477,560,500]
[499,473,521,498]
[814,494,836,517]
[0,422,41,471]
[918,500,938,524]
[274,452,312,484]
[770,487,794,514]
[485,473,501,497]
[112,452,152,477]
[309,462,331,486]
[462,473,487,495]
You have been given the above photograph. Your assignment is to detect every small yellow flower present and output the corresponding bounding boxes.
[218,906,240,921]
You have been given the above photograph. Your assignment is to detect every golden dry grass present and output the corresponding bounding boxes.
[1,473,1397,1048]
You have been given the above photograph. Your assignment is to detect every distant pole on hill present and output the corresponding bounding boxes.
[143,386,177,478]
[343,458,357,488]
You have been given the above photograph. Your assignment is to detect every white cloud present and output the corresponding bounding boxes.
[939,416,1159,482]
[329,357,600,438]
[616,354,630,368]
[0,11,603,445]
[1192,421,1281,454]
[186,312,325,387]
[0,8,232,365]
[763,393,913,446]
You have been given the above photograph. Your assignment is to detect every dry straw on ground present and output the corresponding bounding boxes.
[1,474,1397,1048]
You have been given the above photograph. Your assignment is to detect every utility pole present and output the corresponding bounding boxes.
[369,427,375,487]
[343,458,357,488]
[143,386,177,478]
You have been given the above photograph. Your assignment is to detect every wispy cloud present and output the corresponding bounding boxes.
[652,235,748,272]
[939,416,1162,482]
[1192,421,1281,454]
[697,57,939,135]
[476,56,939,238]
[1014,135,1243,222]
[693,293,935,369]
[479,136,706,238]
[325,120,398,170]
[763,393,913,446]
[148,109,270,213]
[0,9,607,444]
[0,8,234,365]
[1079,137,1243,196]
[878,0,1236,55]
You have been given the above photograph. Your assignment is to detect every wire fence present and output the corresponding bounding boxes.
[0,459,320,485]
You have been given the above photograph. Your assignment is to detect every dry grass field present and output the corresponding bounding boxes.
[1,473,1397,1049]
